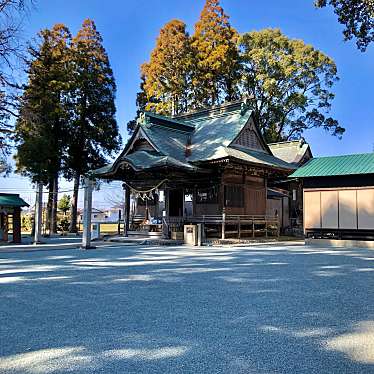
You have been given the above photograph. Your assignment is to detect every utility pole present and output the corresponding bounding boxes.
[34,183,43,244]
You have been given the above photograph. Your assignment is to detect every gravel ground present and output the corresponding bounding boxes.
[1,242,374,373]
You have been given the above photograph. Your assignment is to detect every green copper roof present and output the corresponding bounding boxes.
[268,140,312,165]
[289,153,374,178]
[141,124,189,162]
[186,109,252,162]
[0,194,29,207]
[92,150,198,177]
[123,151,197,171]
[93,101,297,178]
[227,146,297,170]
[143,111,194,132]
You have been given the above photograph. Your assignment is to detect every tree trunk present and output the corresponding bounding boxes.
[51,176,58,233]
[69,173,80,233]
[47,179,54,235]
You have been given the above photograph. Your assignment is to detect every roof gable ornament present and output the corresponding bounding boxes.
[125,127,158,156]
[137,112,151,127]
[230,116,269,154]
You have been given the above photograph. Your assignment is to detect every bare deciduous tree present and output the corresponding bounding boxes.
[0,0,33,170]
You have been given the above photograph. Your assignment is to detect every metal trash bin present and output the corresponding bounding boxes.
[91,223,100,241]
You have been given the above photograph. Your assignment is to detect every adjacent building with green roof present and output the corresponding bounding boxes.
[0,193,29,243]
[290,153,374,178]
[288,152,374,242]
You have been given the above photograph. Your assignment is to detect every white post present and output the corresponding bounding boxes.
[81,177,93,249]
[123,185,130,237]
[34,182,43,244]
[197,223,203,246]
[221,210,226,240]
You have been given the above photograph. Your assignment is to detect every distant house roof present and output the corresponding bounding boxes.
[0,193,29,208]
[289,153,374,178]
[78,207,103,215]
[93,101,296,178]
[268,139,312,166]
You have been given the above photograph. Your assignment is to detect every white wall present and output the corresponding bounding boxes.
[304,187,374,231]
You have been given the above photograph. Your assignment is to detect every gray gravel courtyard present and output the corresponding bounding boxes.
[1,242,374,373]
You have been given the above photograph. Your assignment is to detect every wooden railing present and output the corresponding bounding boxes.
[167,214,280,239]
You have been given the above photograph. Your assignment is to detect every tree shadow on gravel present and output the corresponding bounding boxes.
[1,243,374,373]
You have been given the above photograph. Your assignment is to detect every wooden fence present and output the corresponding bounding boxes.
[169,214,280,239]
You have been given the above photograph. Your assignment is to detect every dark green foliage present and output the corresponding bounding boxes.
[15,24,72,183]
[316,0,374,51]
[58,193,71,214]
[58,217,70,232]
[64,19,121,179]
[239,28,344,142]
[65,19,121,232]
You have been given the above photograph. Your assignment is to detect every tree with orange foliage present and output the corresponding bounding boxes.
[141,19,192,115]
[191,0,239,108]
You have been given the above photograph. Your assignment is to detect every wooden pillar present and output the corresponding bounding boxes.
[192,186,197,217]
[238,216,241,240]
[154,191,159,219]
[34,182,43,244]
[221,209,226,240]
[117,209,121,235]
[81,178,94,250]
[163,188,170,239]
[124,185,130,237]
[182,188,185,218]
[3,213,8,242]
[12,207,21,243]
[0,213,3,241]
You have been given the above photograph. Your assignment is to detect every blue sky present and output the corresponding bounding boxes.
[2,0,374,207]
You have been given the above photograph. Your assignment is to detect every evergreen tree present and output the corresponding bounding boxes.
[141,19,192,115]
[315,0,374,51]
[191,0,239,108]
[58,194,71,215]
[239,28,344,142]
[15,24,72,232]
[65,19,121,232]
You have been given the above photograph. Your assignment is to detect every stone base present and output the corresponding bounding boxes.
[305,238,374,249]
[80,245,96,250]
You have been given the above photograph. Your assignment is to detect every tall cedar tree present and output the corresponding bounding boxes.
[141,19,192,115]
[315,0,374,51]
[239,28,345,142]
[15,24,72,232]
[66,19,121,232]
[191,0,239,108]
